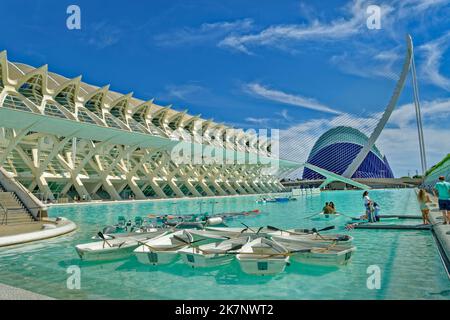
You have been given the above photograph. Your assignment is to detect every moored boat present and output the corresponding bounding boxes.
[134,230,195,265]
[236,237,290,275]
[293,246,356,266]
[75,230,168,261]
[311,212,341,221]
[178,236,250,268]
[271,231,354,250]
[204,226,270,238]
[281,242,356,266]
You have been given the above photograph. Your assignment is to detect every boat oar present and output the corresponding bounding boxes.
[173,234,207,246]
[294,225,335,234]
[241,222,256,233]
[226,249,309,257]
[97,232,112,248]
[315,225,335,232]
[301,211,323,220]
[266,225,334,236]
[266,225,292,235]
[256,226,265,234]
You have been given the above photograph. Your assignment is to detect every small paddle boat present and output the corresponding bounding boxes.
[236,237,290,275]
[311,212,341,221]
[134,230,195,265]
[178,236,250,268]
[75,231,167,261]
[282,242,356,266]
[271,231,354,250]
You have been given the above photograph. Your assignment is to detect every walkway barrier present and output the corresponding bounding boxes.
[0,166,47,220]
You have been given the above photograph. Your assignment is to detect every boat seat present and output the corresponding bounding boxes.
[252,243,273,254]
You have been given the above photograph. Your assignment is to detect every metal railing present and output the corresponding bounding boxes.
[0,202,7,225]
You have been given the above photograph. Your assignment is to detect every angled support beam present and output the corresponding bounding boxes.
[343,35,413,178]
[38,131,80,175]
[304,163,370,190]
[0,122,40,164]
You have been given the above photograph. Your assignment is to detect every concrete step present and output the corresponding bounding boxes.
[2,219,35,224]
[1,221,38,226]
[0,189,35,223]
[1,213,33,219]
[1,216,34,222]
[0,193,21,197]
[0,202,25,207]
[3,212,32,217]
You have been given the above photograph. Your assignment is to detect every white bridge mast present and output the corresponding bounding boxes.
[342,35,426,178]
[410,39,428,175]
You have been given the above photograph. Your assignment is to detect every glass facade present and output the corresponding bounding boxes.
[303,126,394,179]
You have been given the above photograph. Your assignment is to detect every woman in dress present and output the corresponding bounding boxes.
[417,189,431,225]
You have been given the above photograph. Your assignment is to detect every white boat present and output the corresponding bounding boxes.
[311,213,341,221]
[178,236,250,268]
[75,231,167,261]
[236,237,290,275]
[205,226,352,247]
[204,226,271,238]
[134,230,207,265]
[282,242,356,266]
[90,227,167,240]
[271,231,354,249]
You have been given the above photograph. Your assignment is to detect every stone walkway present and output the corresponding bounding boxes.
[0,222,45,237]
[0,283,54,300]
[428,196,450,277]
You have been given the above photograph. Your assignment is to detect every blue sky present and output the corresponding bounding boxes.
[1,0,449,176]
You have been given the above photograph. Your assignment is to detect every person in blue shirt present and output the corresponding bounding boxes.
[433,176,450,225]
[373,202,381,222]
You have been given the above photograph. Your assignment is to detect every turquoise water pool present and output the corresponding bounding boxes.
[0,188,449,299]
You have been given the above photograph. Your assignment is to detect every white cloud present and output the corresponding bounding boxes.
[154,19,255,47]
[218,0,393,54]
[278,97,450,177]
[243,83,343,115]
[165,83,206,101]
[245,117,271,125]
[396,0,450,18]
[378,126,450,176]
[218,0,449,55]
[277,109,292,121]
[86,22,122,49]
[330,45,403,81]
[418,31,450,91]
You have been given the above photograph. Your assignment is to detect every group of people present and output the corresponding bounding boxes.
[322,202,337,214]
[417,175,450,225]
[341,176,450,226]
[362,191,381,222]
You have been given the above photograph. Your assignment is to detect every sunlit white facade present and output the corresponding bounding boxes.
[0,51,300,201]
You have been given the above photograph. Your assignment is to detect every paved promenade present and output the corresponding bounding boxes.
[428,197,450,277]
[0,283,54,300]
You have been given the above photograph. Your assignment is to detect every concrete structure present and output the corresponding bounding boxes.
[0,35,423,199]
[0,217,76,247]
[282,177,421,190]
[0,50,302,202]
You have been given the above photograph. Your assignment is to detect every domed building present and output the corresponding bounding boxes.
[303,126,394,180]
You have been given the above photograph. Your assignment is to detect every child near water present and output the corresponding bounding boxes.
[417,189,431,225]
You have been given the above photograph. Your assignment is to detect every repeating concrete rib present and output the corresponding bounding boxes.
[0,51,300,201]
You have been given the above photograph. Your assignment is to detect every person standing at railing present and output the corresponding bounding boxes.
[417,189,431,225]
[362,191,375,222]
[433,176,450,225]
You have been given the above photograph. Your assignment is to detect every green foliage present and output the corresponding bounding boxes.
[426,153,450,176]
